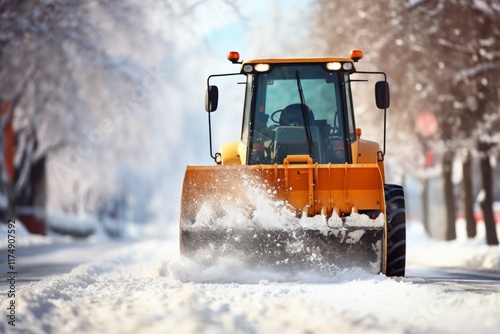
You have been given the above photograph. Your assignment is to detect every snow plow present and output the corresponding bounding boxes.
[180,51,406,276]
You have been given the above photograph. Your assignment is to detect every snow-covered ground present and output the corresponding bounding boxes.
[1,219,500,334]
[408,220,500,272]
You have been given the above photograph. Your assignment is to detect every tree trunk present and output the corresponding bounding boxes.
[478,145,499,245]
[1,99,16,223]
[421,143,432,235]
[443,151,456,240]
[6,181,15,219]
[421,177,431,234]
[462,152,476,238]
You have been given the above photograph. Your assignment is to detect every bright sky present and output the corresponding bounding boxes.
[190,0,313,60]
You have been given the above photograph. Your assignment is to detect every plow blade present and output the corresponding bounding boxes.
[181,227,384,272]
[180,158,387,273]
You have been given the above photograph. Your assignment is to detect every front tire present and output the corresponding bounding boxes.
[384,184,406,277]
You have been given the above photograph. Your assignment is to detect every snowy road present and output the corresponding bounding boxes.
[409,266,500,288]
[2,226,500,334]
[0,241,132,291]
[5,240,500,290]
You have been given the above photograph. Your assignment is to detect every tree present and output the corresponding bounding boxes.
[400,0,500,244]
[0,0,164,222]
[311,0,500,243]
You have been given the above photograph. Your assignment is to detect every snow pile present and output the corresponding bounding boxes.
[167,254,375,284]
[191,175,383,231]
[47,211,99,238]
[192,176,297,230]
[345,212,385,227]
[0,220,53,249]
[0,211,156,250]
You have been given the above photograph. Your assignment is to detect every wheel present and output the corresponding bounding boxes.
[384,184,406,277]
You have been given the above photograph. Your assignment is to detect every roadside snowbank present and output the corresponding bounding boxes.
[407,219,500,271]
[0,219,54,248]
[0,211,159,249]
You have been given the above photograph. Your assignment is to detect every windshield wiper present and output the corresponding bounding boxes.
[295,70,314,158]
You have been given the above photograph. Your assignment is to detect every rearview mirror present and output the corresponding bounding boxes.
[205,85,219,112]
[375,81,390,109]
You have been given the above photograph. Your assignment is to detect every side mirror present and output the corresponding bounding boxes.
[205,85,219,112]
[375,81,390,109]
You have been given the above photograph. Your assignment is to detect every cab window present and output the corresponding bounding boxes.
[248,64,348,165]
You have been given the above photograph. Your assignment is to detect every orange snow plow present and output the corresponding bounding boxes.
[180,51,406,276]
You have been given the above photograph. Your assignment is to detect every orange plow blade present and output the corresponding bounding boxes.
[180,156,387,273]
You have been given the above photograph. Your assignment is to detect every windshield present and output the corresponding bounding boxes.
[248,64,349,165]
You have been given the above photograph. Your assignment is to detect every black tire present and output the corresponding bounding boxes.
[384,184,406,277]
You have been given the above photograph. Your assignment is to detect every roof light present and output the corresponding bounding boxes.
[342,62,353,71]
[243,64,253,73]
[254,63,270,72]
[227,51,240,63]
[326,62,342,70]
[350,50,363,62]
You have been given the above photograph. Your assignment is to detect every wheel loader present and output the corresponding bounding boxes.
[180,50,406,276]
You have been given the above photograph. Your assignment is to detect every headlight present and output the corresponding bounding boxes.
[342,62,353,71]
[326,62,342,70]
[243,64,253,73]
[254,63,270,72]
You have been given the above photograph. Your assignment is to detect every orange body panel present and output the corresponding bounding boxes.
[180,158,386,226]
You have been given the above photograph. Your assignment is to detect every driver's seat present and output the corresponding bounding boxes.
[274,103,322,163]
[279,103,315,126]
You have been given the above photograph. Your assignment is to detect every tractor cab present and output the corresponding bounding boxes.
[205,51,389,166]
[243,62,354,165]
